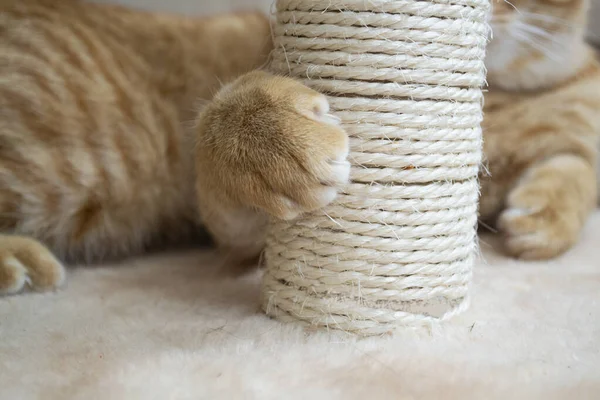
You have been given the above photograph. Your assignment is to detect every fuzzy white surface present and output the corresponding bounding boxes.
[1,212,599,400]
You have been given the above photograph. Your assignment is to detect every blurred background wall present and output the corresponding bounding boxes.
[590,0,600,45]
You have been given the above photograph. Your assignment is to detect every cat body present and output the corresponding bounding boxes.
[0,0,270,260]
[480,0,600,259]
[0,0,349,293]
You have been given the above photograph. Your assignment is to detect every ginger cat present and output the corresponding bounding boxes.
[480,0,600,259]
[1,0,597,295]
[0,0,349,294]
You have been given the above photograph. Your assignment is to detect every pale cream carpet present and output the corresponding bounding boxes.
[1,213,599,400]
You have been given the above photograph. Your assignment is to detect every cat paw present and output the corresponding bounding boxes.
[497,154,595,260]
[498,190,577,260]
[195,71,350,221]
[0,235,65,295]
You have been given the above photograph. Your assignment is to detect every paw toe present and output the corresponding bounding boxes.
[499,207,534,223]
[0,237,65,295]
[313,186,338,209]
[28,252,66,290]
[503,232,552,260]
[274,185,339,220]
[0,256,28,295]
[325,160,351,186]
[275,196,303,221]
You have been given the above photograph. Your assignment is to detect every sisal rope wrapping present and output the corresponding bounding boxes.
[262,0,490,336]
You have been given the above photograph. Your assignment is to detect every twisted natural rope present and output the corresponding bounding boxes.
[262,0,490,336]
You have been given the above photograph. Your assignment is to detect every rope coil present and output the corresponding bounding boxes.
[262,0,490,336]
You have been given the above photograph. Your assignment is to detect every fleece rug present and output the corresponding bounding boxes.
[1,212,599,400]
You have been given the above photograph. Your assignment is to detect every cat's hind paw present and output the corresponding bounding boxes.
[498,206,570,260]
[498,154,596,260]
[0,235,65,295]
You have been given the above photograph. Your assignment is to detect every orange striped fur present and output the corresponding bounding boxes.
[0,0,349,294]
[480,0,600,259]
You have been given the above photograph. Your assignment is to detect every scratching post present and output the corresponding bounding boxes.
[262,0,490,336]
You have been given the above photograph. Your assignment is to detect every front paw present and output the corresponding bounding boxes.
[195,71,350,221]
[0,235,65,295]
[498,189,578,260]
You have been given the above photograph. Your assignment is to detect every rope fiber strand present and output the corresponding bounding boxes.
[262,0,491,336]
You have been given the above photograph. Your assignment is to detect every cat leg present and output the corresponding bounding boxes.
[498,153,597,260]
[0,234,65,295]
[194,71,350,264]
[194,198,268,270]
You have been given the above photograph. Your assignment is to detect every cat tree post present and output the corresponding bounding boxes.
[262,0,491,336]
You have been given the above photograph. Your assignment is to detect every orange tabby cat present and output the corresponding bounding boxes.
[1,0,597,295]
[0,0,349,294]
[480,0,600,259]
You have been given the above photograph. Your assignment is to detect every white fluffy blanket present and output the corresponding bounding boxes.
[1,213,599,399]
